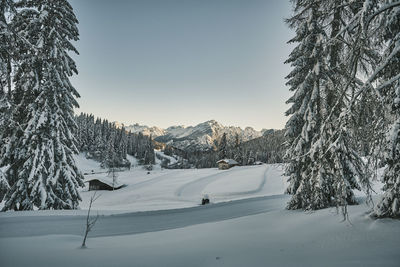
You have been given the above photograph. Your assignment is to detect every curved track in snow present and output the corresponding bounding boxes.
[214,165,269,198]
[174,166,265,199]
[174,170,229,198]
[126,172,175,191]
[0,194,289,238]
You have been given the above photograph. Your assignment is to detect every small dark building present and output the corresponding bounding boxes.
[86,178,124,191]
[217,159,239,170]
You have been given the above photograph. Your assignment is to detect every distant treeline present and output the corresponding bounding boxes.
[75,113,155,168]
[163,130,286,169]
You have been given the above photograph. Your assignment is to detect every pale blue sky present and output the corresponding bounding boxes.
[69,0,294,130]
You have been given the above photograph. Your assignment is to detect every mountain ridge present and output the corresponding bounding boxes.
[114,120,276,151]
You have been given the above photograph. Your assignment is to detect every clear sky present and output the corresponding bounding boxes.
[69,0,294,131]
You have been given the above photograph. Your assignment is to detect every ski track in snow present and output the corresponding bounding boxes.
[215,165,269,198]
[174,171,229,198]
[174,166,263,198]
[0,195,288,239]
[125,171,175,191]
[71,154,288,212]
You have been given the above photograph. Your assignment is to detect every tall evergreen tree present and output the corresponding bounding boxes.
[218,133,228,159]
[315,0,373,215]
[105,129,118,189]
[2,0,83,210]
[372,3,400,218]
[0,0,16,98]
[1,1,42,210]
[286,0,368,215]
[233,133,242,164]
[0,0,17,201]
[331,0,400,218]
[144,135,155,165]
[284,1,334,210]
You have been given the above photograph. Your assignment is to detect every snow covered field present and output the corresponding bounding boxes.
[0,154,399,267]
[75,153,289,213]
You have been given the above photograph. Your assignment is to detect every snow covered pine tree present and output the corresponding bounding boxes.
[218,132,228,159]
[1,0,84,210]
[334,0,400,219]
[371,2,400,218]
[284,0,370,215]
[0,0,17,201]
[284,1,334,210]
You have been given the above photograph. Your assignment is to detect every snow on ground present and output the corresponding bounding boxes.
[1,154,399,267]
[126,154,139,168]
[155,150,178,165]
[202,164,288,201]
[75,154,380,214]
[0,154,384,215]
[1,196,399,267]
[73,153,103,174]
[78,161,287,213]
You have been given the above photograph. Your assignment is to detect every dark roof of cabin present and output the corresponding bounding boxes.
[216,159,239,165]
[85,178,125,189]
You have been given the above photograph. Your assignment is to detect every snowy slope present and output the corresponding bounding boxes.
[78,166,283,212]
[0,154,287,213]
[77,157,286,212]
[74,154,382,212]
[73,153,103,174]
[155,150,178,165]
[0,155,383,214]
[1,195,399,267]
[1,155,398,267]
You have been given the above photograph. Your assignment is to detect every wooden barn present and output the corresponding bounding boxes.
[85,178,125,191]
[217,159,239,170]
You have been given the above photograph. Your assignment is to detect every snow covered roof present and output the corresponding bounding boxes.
[85,178,125,189]
[216,159,239,165]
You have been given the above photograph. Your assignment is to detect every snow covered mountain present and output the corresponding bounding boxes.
[118,120,268,151]
[123,123,166,137]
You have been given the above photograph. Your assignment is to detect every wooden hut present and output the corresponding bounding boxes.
[216,159,239,170]
[85,178,125,191]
